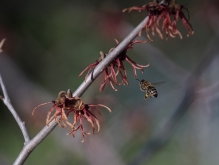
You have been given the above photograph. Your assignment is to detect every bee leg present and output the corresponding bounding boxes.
[144,93,149,100]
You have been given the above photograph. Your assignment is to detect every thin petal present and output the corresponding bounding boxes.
[32,102,53,116]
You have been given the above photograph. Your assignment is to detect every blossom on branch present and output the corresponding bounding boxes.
[32,91,72,128]
[32,89,111,142]
[123,0,194,40]
[79,39,149,92]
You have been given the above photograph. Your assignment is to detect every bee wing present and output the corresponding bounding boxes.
[151,81,165,86]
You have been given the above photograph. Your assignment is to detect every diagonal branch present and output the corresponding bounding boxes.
[13,120,57,165]
[72,16,149,97]
[12,16,149,165]
[0,74,30,144]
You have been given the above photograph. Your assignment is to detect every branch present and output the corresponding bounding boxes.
[73,16,149,97]
[12,16,149,165]
[13,119,57,165]
[119,22,188,81]
[0,74,30,144]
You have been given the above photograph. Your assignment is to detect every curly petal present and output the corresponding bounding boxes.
[88,104,112,113]
[32,102,53,116]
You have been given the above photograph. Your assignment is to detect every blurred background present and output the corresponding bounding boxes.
[1,0,219,164]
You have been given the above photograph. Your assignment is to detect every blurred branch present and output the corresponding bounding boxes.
[128,38,219,165]
[0,39,6,53]
[0,74,30,144]
[197,81,219,98]
[129,80,195,165]
[12,16,149,165]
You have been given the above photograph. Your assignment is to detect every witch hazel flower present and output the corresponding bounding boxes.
[79,39,149,92]
[32,90,73,128]
[32,89,111,142]
[66,99,111,142]
[123,0,194,41]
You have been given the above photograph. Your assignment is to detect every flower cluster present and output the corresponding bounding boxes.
[31,1,194,143]
[32,89,111,142]
[123,0,194,40]
[79,39,149,92]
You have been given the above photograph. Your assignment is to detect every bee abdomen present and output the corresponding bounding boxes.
[148,86,158,98]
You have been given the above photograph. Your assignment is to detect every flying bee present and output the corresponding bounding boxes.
[136,79,165,100]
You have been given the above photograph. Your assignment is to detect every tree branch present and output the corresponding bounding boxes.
[73,16,149,97]
[12,16,149,165]
[13,120,57,165]
[0,74,30,144]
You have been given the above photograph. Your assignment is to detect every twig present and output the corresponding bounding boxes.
[0,74,30,144]
[12,16,149,165]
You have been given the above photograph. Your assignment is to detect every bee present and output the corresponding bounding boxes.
[136,79,164,100]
